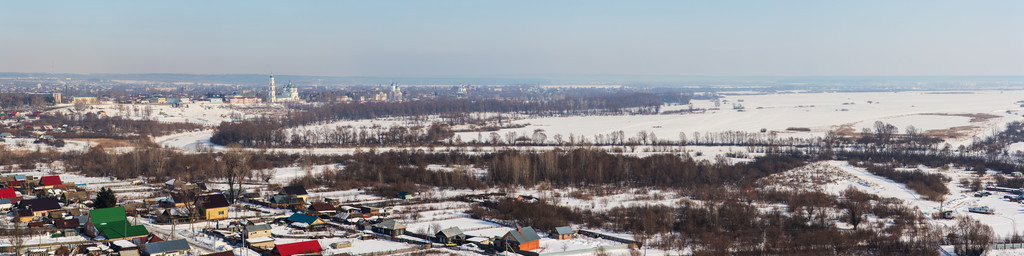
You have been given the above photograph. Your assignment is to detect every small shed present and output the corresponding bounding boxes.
[554,226,574,240]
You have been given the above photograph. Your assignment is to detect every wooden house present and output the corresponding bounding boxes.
[372,220,406,236]
[435,226,466,245]
[500,227,541,251]
[85,206,149,240]
[274,240,322,256]
[199,193,230,220]
[142,239,190,256]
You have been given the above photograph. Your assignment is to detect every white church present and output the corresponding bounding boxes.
[267,74,300,103]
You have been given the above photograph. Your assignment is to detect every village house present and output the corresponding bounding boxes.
[200,252,234,256]
[372,219,407,236]
[281,185,309,201]
[308,202,336,215]
[85,206,150,240]
[39,175,63,189]
[0,198,13,211]
[60,190,89,204]
[247,236,276,250]
[54,218,80,237]
[435,226,466,245]
[0,188,18,200]
[15,210,33,222]
[112,240,140,256]
[17,197,61,218]
[244,223,272,237]
[500,227,541,251]
[142,239,191,256]
[274,240,323,256]
[243,224,275,249]
[199,193,230,220]
[287,213,326,229]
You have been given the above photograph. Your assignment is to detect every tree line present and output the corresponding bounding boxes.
[0,93,54,110]
[281,92,666,127]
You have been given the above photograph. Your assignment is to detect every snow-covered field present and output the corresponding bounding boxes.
[144,90,1024,157]
[454,91,1023,147]
[48,103,247,126]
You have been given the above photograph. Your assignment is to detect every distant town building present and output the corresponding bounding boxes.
[227,96,263,104]
[72,96,99,105]
[389,83,403,102]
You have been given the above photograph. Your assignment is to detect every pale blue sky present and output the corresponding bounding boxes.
[1,1,1021,77]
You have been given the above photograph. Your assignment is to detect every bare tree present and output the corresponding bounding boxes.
[257,168,277,184]
[223,144,251,203]
[950,217,994,256]
[532,129,547,145]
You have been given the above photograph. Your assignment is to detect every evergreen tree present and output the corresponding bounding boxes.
[95,187,117,209]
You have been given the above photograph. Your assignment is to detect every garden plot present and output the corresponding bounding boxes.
[464,227,515,238]
[1,138,91,153]
[514,187,684,212]
[48,103,243,126]
[308,189,386,204]
[268,164,344,184]
[320,238,417,255]
[536,236,628,254]
[406,217,506,235]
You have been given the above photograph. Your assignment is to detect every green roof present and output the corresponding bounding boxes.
[97,221,149,239]
[90,206,127,225]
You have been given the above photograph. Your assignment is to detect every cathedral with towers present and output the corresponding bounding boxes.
[267,74,300,103]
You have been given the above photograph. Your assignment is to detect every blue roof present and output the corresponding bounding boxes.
[287,213,319,225]
[144,239,190,254]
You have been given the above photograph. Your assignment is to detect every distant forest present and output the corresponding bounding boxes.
[0,93,54,110]
[211,92,676,147]
[282,92,667,126]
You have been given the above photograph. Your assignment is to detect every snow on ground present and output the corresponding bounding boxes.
[0,138,90,153]
[308,189,386,204]
[777,160,1024,238]
[407,217,505,235]
[148,90,1024,156]
[49,103,243,126]
[1007,142,1024,155]
[268,164,343,184]
[464,227,514,238]
[850,114,973,133]
[320,238,415,255]
[536,236,626,254]
[515,187,684,212]
[988,248,1024,256]
[454,90,1024,147]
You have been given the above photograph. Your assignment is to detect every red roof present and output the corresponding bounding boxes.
[0,188,15,199]
[276,240,322,256]
[7,180,24,187]
[41,176,63,187]
[143,233,164,244]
